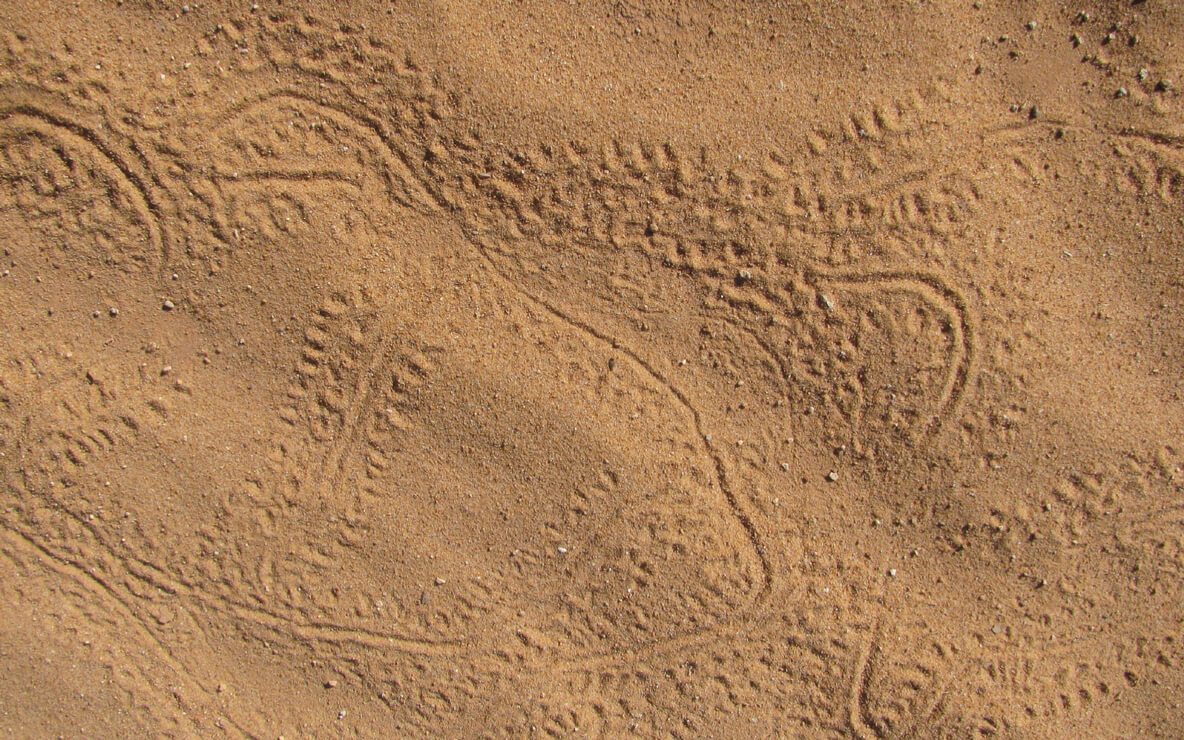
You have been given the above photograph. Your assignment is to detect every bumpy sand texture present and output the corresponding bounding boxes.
[1,1,1183,737]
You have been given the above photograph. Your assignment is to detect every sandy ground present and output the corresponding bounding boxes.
[0,1,1182,737]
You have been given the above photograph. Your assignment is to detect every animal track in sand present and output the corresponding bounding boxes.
[0,86,168,274]
[3,9,1183,737]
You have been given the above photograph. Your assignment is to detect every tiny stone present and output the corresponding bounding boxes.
[434,577,446,586]
[108,307,119,317]
[1029,105,1039,120]
[1026,20,1036,30]
[337,711,347,720]
[325,680,338,689]
[826,471,839,482]
[1116,87,1129,98]
[780,462,790,472]
[1104,32,1115,44]
[888,569,898,577]
[161,365,172,376]
[1137,68,1149,82]
[557,546,568,554]
[1070,33,1082,47]
[162,299,175,311]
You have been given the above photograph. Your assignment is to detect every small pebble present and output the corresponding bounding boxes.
[162,299,175,311]
[826,471,839,482]
[1137,68,1149,82]
[160,365,172,376]
[325,680,338,689]
[1025,20,1036,31]
[337,710,346,720]
[888,569,897,577]
[434,577,446,586]
[1115,87,1129,98]
[108,307,119,317]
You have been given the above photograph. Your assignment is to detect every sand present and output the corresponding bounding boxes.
[0,0,1182,737]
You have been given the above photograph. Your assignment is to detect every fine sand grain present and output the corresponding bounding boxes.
[1,1,1182,737]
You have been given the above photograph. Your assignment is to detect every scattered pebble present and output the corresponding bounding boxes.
[162,299,175,311]
[161,365,172,376]
[1025,20,1036,31]
[434,577,446,586]
[888,568,898,577]
[826,471,839,482]
[1137,68,1149,82]
[108,307,119,317]
[1115,87,1129,98]
[337,710,347,720]
[325,680,338,689]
